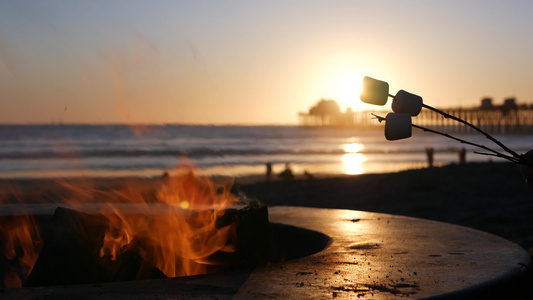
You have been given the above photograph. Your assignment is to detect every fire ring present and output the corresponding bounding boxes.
[2,206,531,299]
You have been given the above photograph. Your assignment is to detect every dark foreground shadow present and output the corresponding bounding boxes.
[268,222,332,263]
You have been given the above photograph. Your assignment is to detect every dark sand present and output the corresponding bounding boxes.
[2,162,533,250]
[237,162,533,251]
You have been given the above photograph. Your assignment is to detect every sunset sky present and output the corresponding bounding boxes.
[1,1,533,124]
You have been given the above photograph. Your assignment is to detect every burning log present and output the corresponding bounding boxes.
[17,203,267,287]
[1,166,269,287]
[211,205,269,267]
[24,207,110,286]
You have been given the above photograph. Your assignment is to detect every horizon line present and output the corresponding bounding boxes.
[0,122,301,127]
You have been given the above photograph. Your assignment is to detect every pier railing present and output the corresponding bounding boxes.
[299,106,533,134]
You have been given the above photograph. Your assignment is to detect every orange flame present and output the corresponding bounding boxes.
[61,163,241,278]
[1,215,42,288]
[0,161,243,287]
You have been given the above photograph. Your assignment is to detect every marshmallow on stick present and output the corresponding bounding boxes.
[385,113,412,140]
[392,90,423,116]
[360,76,390,106]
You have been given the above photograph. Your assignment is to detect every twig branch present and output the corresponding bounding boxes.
[421,104,521,159]
[474,151,507,158]
[371,113,386,122]
[411,123,520,163]
[371,113,520,163]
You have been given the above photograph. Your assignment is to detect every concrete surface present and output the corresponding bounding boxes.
[2,206,531,299]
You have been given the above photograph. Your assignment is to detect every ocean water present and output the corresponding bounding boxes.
[0,124,531,179]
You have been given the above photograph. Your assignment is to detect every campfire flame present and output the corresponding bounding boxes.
[1,215,42,288]
[1,163,242,286]
[94,167,240,278]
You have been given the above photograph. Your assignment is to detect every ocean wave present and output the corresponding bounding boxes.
[0,146,475,160]
[0,125,530,178]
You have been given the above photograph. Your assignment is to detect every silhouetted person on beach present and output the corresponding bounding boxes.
[279,163,294,180]
[265,162,272,182]
[426,147,434,168]
[458,148,466,164]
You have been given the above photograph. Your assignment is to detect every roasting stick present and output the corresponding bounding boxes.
[372,113,520,164]
[387,93,522,161]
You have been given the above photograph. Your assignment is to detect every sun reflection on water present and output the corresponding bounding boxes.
[344,142,363,153]
[342,153,365,175]
[342,143,365,175]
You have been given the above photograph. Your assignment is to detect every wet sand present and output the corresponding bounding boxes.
[1,162,533,250]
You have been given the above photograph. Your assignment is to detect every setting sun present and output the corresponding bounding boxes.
[336,74,364,112]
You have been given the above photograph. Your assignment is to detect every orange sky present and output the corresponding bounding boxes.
[1,1,533,124]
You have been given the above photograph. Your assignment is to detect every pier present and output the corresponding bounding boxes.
[299,101,533,134]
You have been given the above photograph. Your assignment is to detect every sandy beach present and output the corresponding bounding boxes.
[238,162,533,251]
[2,161,533,251]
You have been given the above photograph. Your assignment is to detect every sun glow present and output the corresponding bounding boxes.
[336,74,364,111]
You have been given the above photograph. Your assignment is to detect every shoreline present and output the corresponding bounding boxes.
[1,162,532,250]
[0,160,444,182]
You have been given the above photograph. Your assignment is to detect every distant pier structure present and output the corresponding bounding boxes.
[299,98,533,134]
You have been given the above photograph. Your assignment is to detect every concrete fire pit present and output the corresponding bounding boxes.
[2,206,531,299]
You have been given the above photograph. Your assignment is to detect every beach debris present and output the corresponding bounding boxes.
[360,76,533,187]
